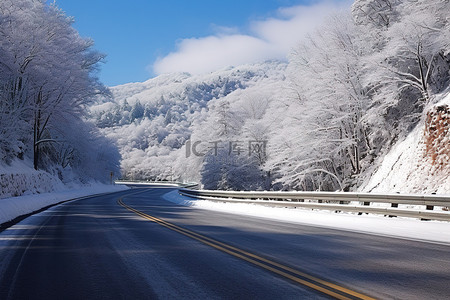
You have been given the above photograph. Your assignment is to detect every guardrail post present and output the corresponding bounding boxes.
[388,203,398,218]
[421,205,434,221]
[358,202,370,215]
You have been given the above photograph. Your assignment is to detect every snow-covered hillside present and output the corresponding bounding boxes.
[363,92,450,194]
[91,62,449,194]
[89,62,287,184]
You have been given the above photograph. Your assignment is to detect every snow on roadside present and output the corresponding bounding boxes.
[0,160,65,199]
[163,190,450,244]
[0,183,128,225]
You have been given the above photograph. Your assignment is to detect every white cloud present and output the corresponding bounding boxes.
[153,35,271,75]
[210,24,240,35]
[152,0,352,75]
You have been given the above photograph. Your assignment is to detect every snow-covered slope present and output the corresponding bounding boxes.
[0,160,64,199]
[363,92,450,194]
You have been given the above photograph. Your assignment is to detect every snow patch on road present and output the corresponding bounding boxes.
[163,190,450,244]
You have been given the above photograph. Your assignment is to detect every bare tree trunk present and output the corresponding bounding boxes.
[33,110,40,170]
[33,91,42,170]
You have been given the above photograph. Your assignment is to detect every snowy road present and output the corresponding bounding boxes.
[0,187,449,299]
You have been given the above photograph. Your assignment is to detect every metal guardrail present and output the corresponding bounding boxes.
[115,181,198,189]
[179,189,450,221]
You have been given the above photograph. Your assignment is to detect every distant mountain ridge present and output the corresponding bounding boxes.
[91,62,286,129]
[88,61,287,181]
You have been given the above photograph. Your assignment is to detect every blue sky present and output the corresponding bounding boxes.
[53,0,351,86]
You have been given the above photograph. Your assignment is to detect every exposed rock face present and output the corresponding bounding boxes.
[424,105,450,171]
[362,101,450,194]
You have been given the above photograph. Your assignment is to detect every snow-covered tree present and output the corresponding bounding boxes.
[371,0,450,104]
[267,13,372,191]
[352,0,400,28]
[201,147,266,191]
[131,100,145,121]
[0,0,118,182]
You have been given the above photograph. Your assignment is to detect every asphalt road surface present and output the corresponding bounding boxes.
[0,187,449,299]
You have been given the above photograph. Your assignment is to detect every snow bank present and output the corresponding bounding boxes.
[0,159,130,225]
[163,190,450,244]
[0,183,128,225]
[0,160,64,199]
[0,172,64,198]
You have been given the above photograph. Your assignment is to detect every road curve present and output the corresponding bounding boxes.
[0,187,449,299]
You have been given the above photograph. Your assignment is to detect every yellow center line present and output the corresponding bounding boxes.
[118,197,376,300]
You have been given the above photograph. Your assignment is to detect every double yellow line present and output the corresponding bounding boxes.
[118,197,375,300]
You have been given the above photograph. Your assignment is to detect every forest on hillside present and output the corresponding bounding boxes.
[91,0,450,191]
